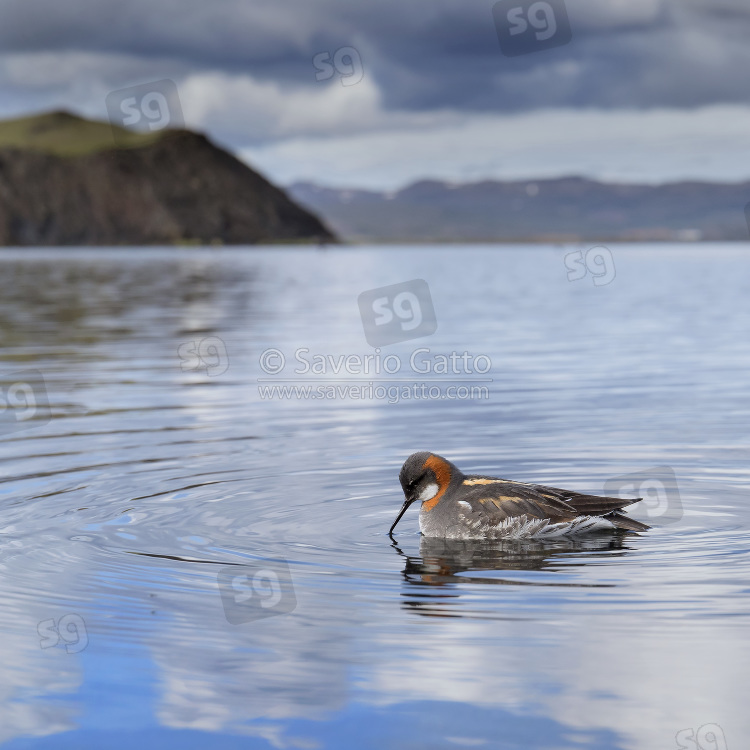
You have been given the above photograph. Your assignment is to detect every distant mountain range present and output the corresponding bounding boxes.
[0,111,335,246]
[289,177,750,243]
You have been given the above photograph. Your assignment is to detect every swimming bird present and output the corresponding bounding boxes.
[390,452,650,539]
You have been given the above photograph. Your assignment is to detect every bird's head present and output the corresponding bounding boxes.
[390,452,459,535]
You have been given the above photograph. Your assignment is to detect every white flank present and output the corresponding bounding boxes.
[439,512,617,540]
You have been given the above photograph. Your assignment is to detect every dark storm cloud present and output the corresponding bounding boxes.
[1,0,749,112]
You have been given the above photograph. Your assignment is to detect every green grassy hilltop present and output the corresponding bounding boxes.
[0,110,166,156]
[0,110,335,245]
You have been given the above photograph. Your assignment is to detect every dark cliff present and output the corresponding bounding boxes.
[0,112,335,246]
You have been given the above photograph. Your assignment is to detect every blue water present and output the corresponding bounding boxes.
[0,244,748,749]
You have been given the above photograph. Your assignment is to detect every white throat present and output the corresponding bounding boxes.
[418,483,439,502]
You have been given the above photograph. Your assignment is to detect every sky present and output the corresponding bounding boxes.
[1,0,750,189]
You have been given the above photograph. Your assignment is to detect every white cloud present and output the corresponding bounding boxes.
[180,69,384,141]
[571,0,665,28]
[1,27,749,192]
[237,105,750,189]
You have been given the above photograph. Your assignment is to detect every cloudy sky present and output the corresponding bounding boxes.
[1,0,749,188]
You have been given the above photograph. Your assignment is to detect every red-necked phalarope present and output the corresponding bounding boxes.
[390,452,650,539]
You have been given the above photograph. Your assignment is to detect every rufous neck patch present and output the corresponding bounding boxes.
[422,455,451,511]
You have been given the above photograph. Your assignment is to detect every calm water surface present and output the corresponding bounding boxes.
[0,245,749,749]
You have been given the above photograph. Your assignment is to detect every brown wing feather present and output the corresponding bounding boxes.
[608,512,650,532]
[463,481,578,522]
[462,475,647,527]
[529,483,643,515]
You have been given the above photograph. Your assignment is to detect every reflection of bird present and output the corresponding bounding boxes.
[392,535,632,617]
[399,535,629,586]
[390,452,650,539]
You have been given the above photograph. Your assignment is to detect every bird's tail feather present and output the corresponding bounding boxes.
[608,512,650,532]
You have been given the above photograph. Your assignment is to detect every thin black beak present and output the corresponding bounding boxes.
[389,497,415,536]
